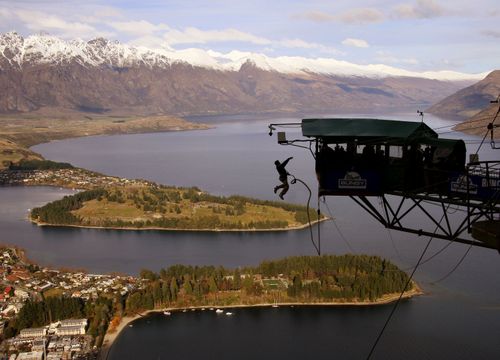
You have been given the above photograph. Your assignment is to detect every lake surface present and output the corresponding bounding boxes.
[1,113,498,359]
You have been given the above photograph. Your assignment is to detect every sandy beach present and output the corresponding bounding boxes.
[98,311,153,360]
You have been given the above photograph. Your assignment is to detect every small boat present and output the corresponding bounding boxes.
[128,324,133,327]
[182,309,187,313]
[215,309,224,314]
[272,304,279,308]
[164,311,171,316]
[225,312,233,316]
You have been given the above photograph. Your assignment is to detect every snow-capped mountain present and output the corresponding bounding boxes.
[0,32,487,116]
[0,32,172,69]
[0,32,487,81]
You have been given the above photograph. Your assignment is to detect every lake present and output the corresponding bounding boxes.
[1,113,498,359]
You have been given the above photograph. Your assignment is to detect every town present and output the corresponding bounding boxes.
[0,167,152,190]
[0,247,142,359]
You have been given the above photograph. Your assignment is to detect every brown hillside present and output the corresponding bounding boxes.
[454,101,500,138]
[427,70,500,120]
[0,60,470,117]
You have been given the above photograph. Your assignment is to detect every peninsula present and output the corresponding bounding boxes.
[29,183,322,231]
[130,254,421,309]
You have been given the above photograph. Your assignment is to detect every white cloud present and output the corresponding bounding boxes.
[279,38,342,54]
[127,35,173,50]
[342,38,369,48]
[393,0,447,19]
[158,26,342,54]
[339,8,385,24]
[375,51,419,65]
[294,10,336,22]
[295,8,384,24]
[78,6,123,24]
[12,9,112,39]
[110,20,170,37]
[163,27,271,46]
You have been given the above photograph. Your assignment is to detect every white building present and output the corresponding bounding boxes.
[59,319,87,327]
[15,351,43,360]
[2,304,20,316]
[14,289,29,300]
[55,325,85,336]
[46,353,63,360]
[19,327,47,338]
[31,339,46,352]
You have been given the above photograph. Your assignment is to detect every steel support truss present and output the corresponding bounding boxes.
[350,191,500,250]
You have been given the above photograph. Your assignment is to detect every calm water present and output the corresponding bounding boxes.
[108,304,499,360]
[1,114,498,359]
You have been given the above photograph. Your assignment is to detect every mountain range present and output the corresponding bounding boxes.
[0,32,487,117]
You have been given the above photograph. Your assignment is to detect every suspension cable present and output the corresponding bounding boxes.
[431,244,473,284]
[317,194,321,256]
[321,197,412,273]
[366,236,434,360]
[321,197,356,253]
[289,174,321,255]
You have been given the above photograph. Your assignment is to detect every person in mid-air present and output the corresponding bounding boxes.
[274,157,293,200]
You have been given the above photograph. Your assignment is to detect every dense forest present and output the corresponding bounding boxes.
[31,189,107,225]
[30,185,320,230]
[124,254,414,314]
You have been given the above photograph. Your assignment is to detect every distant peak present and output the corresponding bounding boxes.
[239,59,257,70]
[3,31,22,37]
[87,37,117,47]
[0,31,24,42]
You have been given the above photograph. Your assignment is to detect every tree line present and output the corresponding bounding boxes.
[124,254,413,313]
[9,159,74,170]
[30,189,107,225]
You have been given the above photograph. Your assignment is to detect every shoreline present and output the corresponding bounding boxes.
[99,286,422,358]
[30,217,328,233]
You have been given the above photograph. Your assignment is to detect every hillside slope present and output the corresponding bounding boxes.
[427,70,500,120]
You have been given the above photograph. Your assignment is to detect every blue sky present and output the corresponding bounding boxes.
[0,0,498,75]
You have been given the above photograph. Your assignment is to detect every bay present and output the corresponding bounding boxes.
[108,303,499,360]
[0,113,497,359]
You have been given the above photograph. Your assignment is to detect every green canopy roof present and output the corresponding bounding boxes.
[302,118,438,143]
